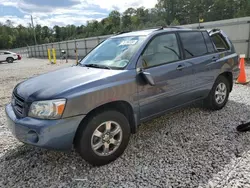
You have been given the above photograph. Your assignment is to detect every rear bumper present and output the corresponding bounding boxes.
[5,103,84,150]
[233,67,240,80]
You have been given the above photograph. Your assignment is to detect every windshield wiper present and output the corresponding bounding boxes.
[164,46,181,59]
[184,49,194,57]
[84,64,112,70]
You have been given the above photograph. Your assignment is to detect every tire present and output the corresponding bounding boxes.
[6,57,14,63]
[204,75,230,110]
[75,110,131,166]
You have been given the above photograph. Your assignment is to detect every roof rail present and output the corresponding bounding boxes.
[115,31,131,35]
[167,26,186,29]
[152,26,186,32]
[157,26,164,30]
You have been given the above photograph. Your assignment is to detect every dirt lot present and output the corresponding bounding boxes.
[0,58,250,188]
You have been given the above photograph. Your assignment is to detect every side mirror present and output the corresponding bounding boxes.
[137,56,155,86]
[140,71,155,86]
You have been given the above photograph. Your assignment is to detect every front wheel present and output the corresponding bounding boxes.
[204,75,230,110]
[75,110,131,166]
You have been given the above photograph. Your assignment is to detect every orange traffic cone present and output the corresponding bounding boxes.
[236,54,249,85]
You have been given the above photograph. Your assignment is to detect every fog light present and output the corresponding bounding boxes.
[27,130,39,143]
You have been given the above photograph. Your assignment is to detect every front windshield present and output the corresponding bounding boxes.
[79,36,146,69]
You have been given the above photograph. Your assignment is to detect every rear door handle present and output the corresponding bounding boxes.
[212,56,219,61]
[176,65,185,70]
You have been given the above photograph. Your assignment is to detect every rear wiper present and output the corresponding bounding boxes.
[84,64,112,70]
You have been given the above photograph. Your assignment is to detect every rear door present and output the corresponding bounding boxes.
[177,31,218,100]
[137,32,194,120]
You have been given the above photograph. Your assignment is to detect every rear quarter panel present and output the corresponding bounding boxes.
[209,51,239,84]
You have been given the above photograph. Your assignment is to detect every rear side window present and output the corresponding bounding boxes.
[211,33,230,51]
[179,32,208,58]
[4,52,11,54]
[202,32,215,53]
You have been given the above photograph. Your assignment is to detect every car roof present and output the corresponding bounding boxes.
[111,27,207,38]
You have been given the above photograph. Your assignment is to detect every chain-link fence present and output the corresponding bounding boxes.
[26,35,112,59]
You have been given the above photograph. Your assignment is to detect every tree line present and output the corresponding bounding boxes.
[0,0,249,49]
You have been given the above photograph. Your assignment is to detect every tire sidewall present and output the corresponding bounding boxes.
[76,111,130,166]
[7,57,14,63]
[211,76,230,109]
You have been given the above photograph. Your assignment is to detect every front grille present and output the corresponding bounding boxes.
[12,93,25,117]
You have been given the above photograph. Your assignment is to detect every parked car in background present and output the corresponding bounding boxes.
[5,27,239,166]
[0,51,20,63]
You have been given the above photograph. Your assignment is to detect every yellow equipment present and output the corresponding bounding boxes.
[52,48,56,64]
[48,48,52,63]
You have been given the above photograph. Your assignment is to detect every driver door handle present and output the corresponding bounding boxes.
[212,56,219,61]
[176,64,185,70]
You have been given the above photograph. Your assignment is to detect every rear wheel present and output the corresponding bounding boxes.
[204,75,230,110]
[6,57,14,63]
[75,110,130,166]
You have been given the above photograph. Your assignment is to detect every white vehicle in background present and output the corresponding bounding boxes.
[0,51,21,63]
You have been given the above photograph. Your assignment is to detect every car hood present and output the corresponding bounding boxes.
[15,66,124,101]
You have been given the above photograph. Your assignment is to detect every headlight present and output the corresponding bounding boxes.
[28,99,66,119]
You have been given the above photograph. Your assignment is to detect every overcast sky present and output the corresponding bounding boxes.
[0,0,157,27]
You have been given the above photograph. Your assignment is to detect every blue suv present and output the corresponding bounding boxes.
[5,28,239,166]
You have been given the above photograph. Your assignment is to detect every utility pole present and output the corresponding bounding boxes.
[198,0,204,30]
[198,15,201,30]
[120,14,122,31]
[31,15,37,45]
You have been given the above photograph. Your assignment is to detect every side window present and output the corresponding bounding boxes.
[179,32,208,58]
[4,52,10,55]
[202,32,215,53]
[211,33,230,51]
[142,33,180,68]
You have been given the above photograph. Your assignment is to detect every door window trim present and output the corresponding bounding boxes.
[137,31,183,70]
[202,31,216,54]
[177,30,214,60]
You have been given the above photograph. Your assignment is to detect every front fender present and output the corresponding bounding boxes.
[62,71,138,118]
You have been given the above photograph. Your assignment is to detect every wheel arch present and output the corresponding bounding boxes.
[218,71,233,92]
[73,100,138,145]
[6,57,14,62]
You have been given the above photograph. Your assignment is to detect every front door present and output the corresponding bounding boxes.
[0,52,6,61]
[137,33,193,121]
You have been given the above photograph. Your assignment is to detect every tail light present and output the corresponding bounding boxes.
[17,54,21,60]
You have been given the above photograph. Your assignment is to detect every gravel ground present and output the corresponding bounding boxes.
[0,58,250,188]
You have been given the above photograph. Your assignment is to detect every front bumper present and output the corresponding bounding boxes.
[5,104,85,150]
